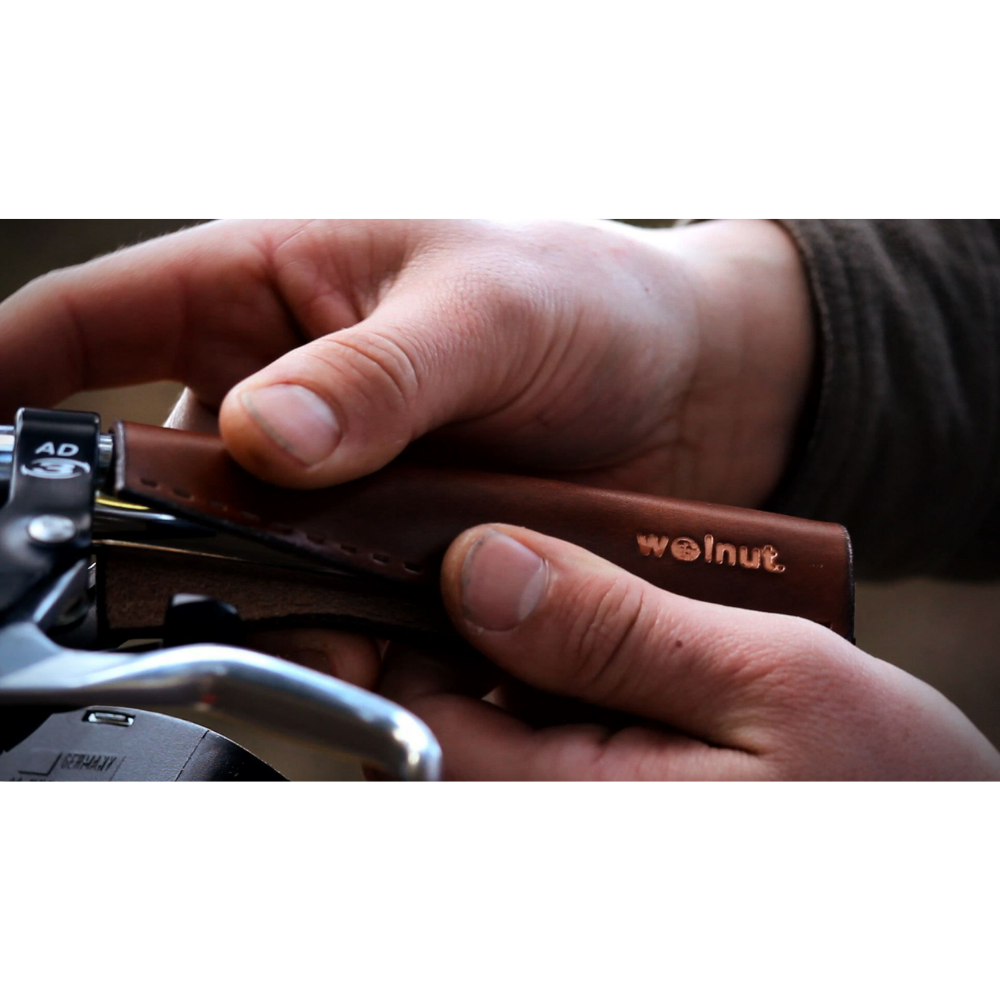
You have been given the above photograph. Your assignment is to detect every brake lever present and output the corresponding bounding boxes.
[0,621,441,780]
[0,408,443,780]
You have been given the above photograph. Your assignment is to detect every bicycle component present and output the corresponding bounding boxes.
[0,621,441,780]
[110,420,856,641]
[0,705,285,781]
[2,418,857,641]
[0,408,443,781]
[162,594,246,648]
[1,405,858,782]
[0,409,99,624]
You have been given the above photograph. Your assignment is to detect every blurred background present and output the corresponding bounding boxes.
[3,219,999,779]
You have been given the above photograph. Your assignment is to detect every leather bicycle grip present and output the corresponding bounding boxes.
[107,422,855,642]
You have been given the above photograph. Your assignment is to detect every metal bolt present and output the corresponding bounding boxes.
[27,515,77,545]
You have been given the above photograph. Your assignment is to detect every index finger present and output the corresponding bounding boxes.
[0,219,305,418]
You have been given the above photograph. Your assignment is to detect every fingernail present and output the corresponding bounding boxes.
[461,530,547,631]
[241,384,341,466]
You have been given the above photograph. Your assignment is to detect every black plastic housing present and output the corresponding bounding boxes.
[0,705,285,781]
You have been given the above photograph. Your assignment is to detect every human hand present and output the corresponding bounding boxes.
[0,218,814,506]
[378,524,1000,780]
[5,218,889,768]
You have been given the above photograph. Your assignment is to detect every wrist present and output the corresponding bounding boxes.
[648,220,817,507]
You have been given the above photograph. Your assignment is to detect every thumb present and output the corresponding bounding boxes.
[217,293,507,488]
[440,523,850,751]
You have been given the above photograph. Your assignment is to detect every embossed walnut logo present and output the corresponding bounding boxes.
[637,533,786,573]
[670,537,701,562]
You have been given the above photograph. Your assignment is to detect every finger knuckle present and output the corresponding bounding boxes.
[717,617,829,688]
[312,327,424,413]
[433,240,544,332]
[562,576,648,702]
[718,618,854,747]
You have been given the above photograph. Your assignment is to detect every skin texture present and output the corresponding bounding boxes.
[381,525,1000,780]
[1,218,996,779]
[0,219,812,503]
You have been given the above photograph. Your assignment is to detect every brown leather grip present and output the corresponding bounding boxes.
[111,422,855,640]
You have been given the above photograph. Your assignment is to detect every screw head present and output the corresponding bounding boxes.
[27,514,77,545]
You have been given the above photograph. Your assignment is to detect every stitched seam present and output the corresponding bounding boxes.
[134,477,427,577]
